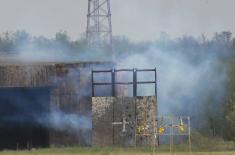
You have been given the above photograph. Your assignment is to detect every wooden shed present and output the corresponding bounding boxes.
[0,60,113,149]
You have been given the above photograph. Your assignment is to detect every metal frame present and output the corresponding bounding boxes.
[86,0,112,49]
[155,116,191,154]
[92,68,157,97]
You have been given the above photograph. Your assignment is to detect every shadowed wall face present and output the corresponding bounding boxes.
[0,87,51,150]
[0,62,114,148]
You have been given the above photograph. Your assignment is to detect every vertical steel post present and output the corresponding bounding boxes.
[92,70,94,97]
[111,69,115,145]
[86,0,91,40]
[133,69,137,97]
[170,117,174,155]
[188,116,192,153]
[154,68,160,146]
[155,68,157,97]
[111,69,115,97]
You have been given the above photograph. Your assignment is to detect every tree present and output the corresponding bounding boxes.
[0,32,14,52]
[225,60,235,141]
[54,31,71,51]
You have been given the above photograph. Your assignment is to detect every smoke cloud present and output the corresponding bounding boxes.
[1,29,232,136]
[38,108,91,132]
[117,43,230,129]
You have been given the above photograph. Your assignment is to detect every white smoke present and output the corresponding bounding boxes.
[117,45,228,125]
[38,108,91,132]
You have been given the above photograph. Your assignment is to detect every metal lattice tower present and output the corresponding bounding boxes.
[86,0,112,49]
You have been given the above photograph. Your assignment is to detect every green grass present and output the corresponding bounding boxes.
[0,131,235,155]
[0,147,234,155]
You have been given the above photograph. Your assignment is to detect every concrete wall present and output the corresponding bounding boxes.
[92,96,157,147]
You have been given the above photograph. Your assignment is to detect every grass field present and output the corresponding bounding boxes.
[0,133,235,155]
[0,147,234,155]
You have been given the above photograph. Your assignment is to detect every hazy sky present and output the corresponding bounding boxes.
[0,0,234,41]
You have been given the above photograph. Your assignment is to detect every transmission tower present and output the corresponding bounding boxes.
[86,0,113,50]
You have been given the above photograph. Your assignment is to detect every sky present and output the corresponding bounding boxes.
[0,0,234,41]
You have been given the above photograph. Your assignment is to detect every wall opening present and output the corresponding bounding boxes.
[0,87,51,150]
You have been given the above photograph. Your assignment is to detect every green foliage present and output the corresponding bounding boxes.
[191,129,235,151]
[225,61,235,141]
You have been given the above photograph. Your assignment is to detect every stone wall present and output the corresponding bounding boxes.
[92,96,157,147]
[135,97,157,146]
[92,97,114,146]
